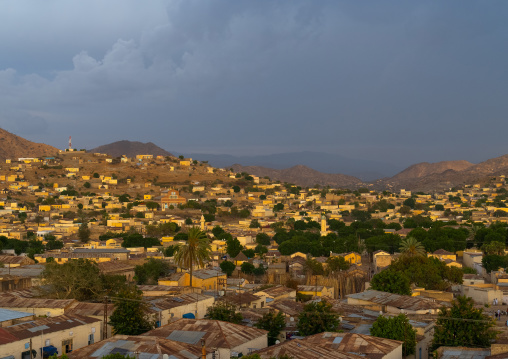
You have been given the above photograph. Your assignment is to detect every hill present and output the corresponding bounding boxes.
[0,128,59,160]
[231,164,366,189]
[89,140,173,158]
[185,151,401,180]
[373,155,508,192]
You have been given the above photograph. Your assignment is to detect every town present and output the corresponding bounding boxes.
[0,148,507,359]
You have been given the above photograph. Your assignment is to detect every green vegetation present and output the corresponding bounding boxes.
[297,300,340,336]
[432,296,497,350]
[109,284,154,335]
[371,314,417,356]
[255,310,286,345]
[370,269,411,295]
[205,301,243,324]
[173,227,211,287]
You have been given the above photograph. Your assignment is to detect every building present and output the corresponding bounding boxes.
[0,314,101,359]
[68,334,207,359]
[161,190,186,209]
[142,319,268,359]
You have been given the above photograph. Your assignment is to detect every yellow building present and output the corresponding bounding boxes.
[332,252,361,265]
[158,269,226,291]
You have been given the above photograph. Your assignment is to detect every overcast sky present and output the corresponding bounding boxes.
[1,1,507,167]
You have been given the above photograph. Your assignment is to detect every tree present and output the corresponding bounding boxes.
[41,259,128,301]
[370,269,411,296]
[304,258,324,276]
[370,314,416,356]
[134,259,170,285]
[226,237,243,258]
[205,301,243,324]
[241,262,256,274]
[255,310,286,345]
[399,236,426,257]
[256,232,271,245]
[432,295,497,350]
[109,284,154,335]
[325,256,350,274]
[220,260,236,277]
[78,221,90,242]
[482,241,506,255]
[297,300,340,336]
[482,254,507,273]
[173,227,211,287]
[249,219,261,228]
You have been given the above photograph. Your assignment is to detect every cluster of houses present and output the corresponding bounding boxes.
[2,152,508,357]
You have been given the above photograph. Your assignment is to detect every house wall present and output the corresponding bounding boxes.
[0,321,99,359]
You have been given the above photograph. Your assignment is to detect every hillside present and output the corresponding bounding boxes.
[0,128,59,160]
[373,155,508,192]
[231,164,366,189]
[89,140,173,158]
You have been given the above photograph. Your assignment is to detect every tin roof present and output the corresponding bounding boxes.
[347,290,448,311]
[0,314,100,344]
[0,296,77,309]
[252,338,365,359]
[142,319,267,349]
[67,335,207,359]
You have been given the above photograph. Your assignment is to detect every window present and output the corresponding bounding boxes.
[45,339,50,346]
[88,334,94,345]
[62,339,73,353]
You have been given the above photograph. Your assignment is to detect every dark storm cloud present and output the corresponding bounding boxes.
[0,1,507,166]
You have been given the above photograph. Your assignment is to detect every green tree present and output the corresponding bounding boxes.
[134,259,170,285]
[325,256,350,274]
[205,301,243,324]
[255,310,286,345]
[256,232,271,245]
[297,300,340,336]
[173,227,211,287]
[370,269,411,296]
[304,258,324,276]
[109,284,154,335]
[241,262,256,274]
[249,219,261,228]
[220,260,236,277]
[78,221,90,242]
[370,314,416,356]
[226,237,243,258]
[432,295,497,350]
[482,254,507,273]
[399,236,426,257]
[482,241,506,255]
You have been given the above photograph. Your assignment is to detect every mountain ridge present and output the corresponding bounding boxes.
[89,140,173,158]
[0,128,59,160]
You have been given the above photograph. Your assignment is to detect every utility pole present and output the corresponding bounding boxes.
[29,338,33,359]
[103,296,108,340]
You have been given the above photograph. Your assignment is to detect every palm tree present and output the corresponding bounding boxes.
[173,227,211,287]
[399,236,426,257]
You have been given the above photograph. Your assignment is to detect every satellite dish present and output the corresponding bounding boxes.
[163,355,169,359]
[290,317,294,322]
[275,340,280,344]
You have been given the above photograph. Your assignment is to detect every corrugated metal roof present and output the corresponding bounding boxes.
[167,330,205,345]
[0,308,33,322]
[347,290,448,311]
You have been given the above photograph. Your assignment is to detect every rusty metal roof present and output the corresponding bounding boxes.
[253,338,366,359]
[267,299,304,317]
[142,319,267,349]
[1,314,100,343]
[67,335,208,359]
[347,290,448,311]
[302,332,402,358]
[0,296,77,309]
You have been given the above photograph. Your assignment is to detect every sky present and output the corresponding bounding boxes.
[1,1,507,168]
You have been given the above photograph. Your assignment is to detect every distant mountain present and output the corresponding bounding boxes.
[184,151,402,180]
[373,155,508,192]
[0,128,59,160]
[89,141,173,158]
[231,164,366,189]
